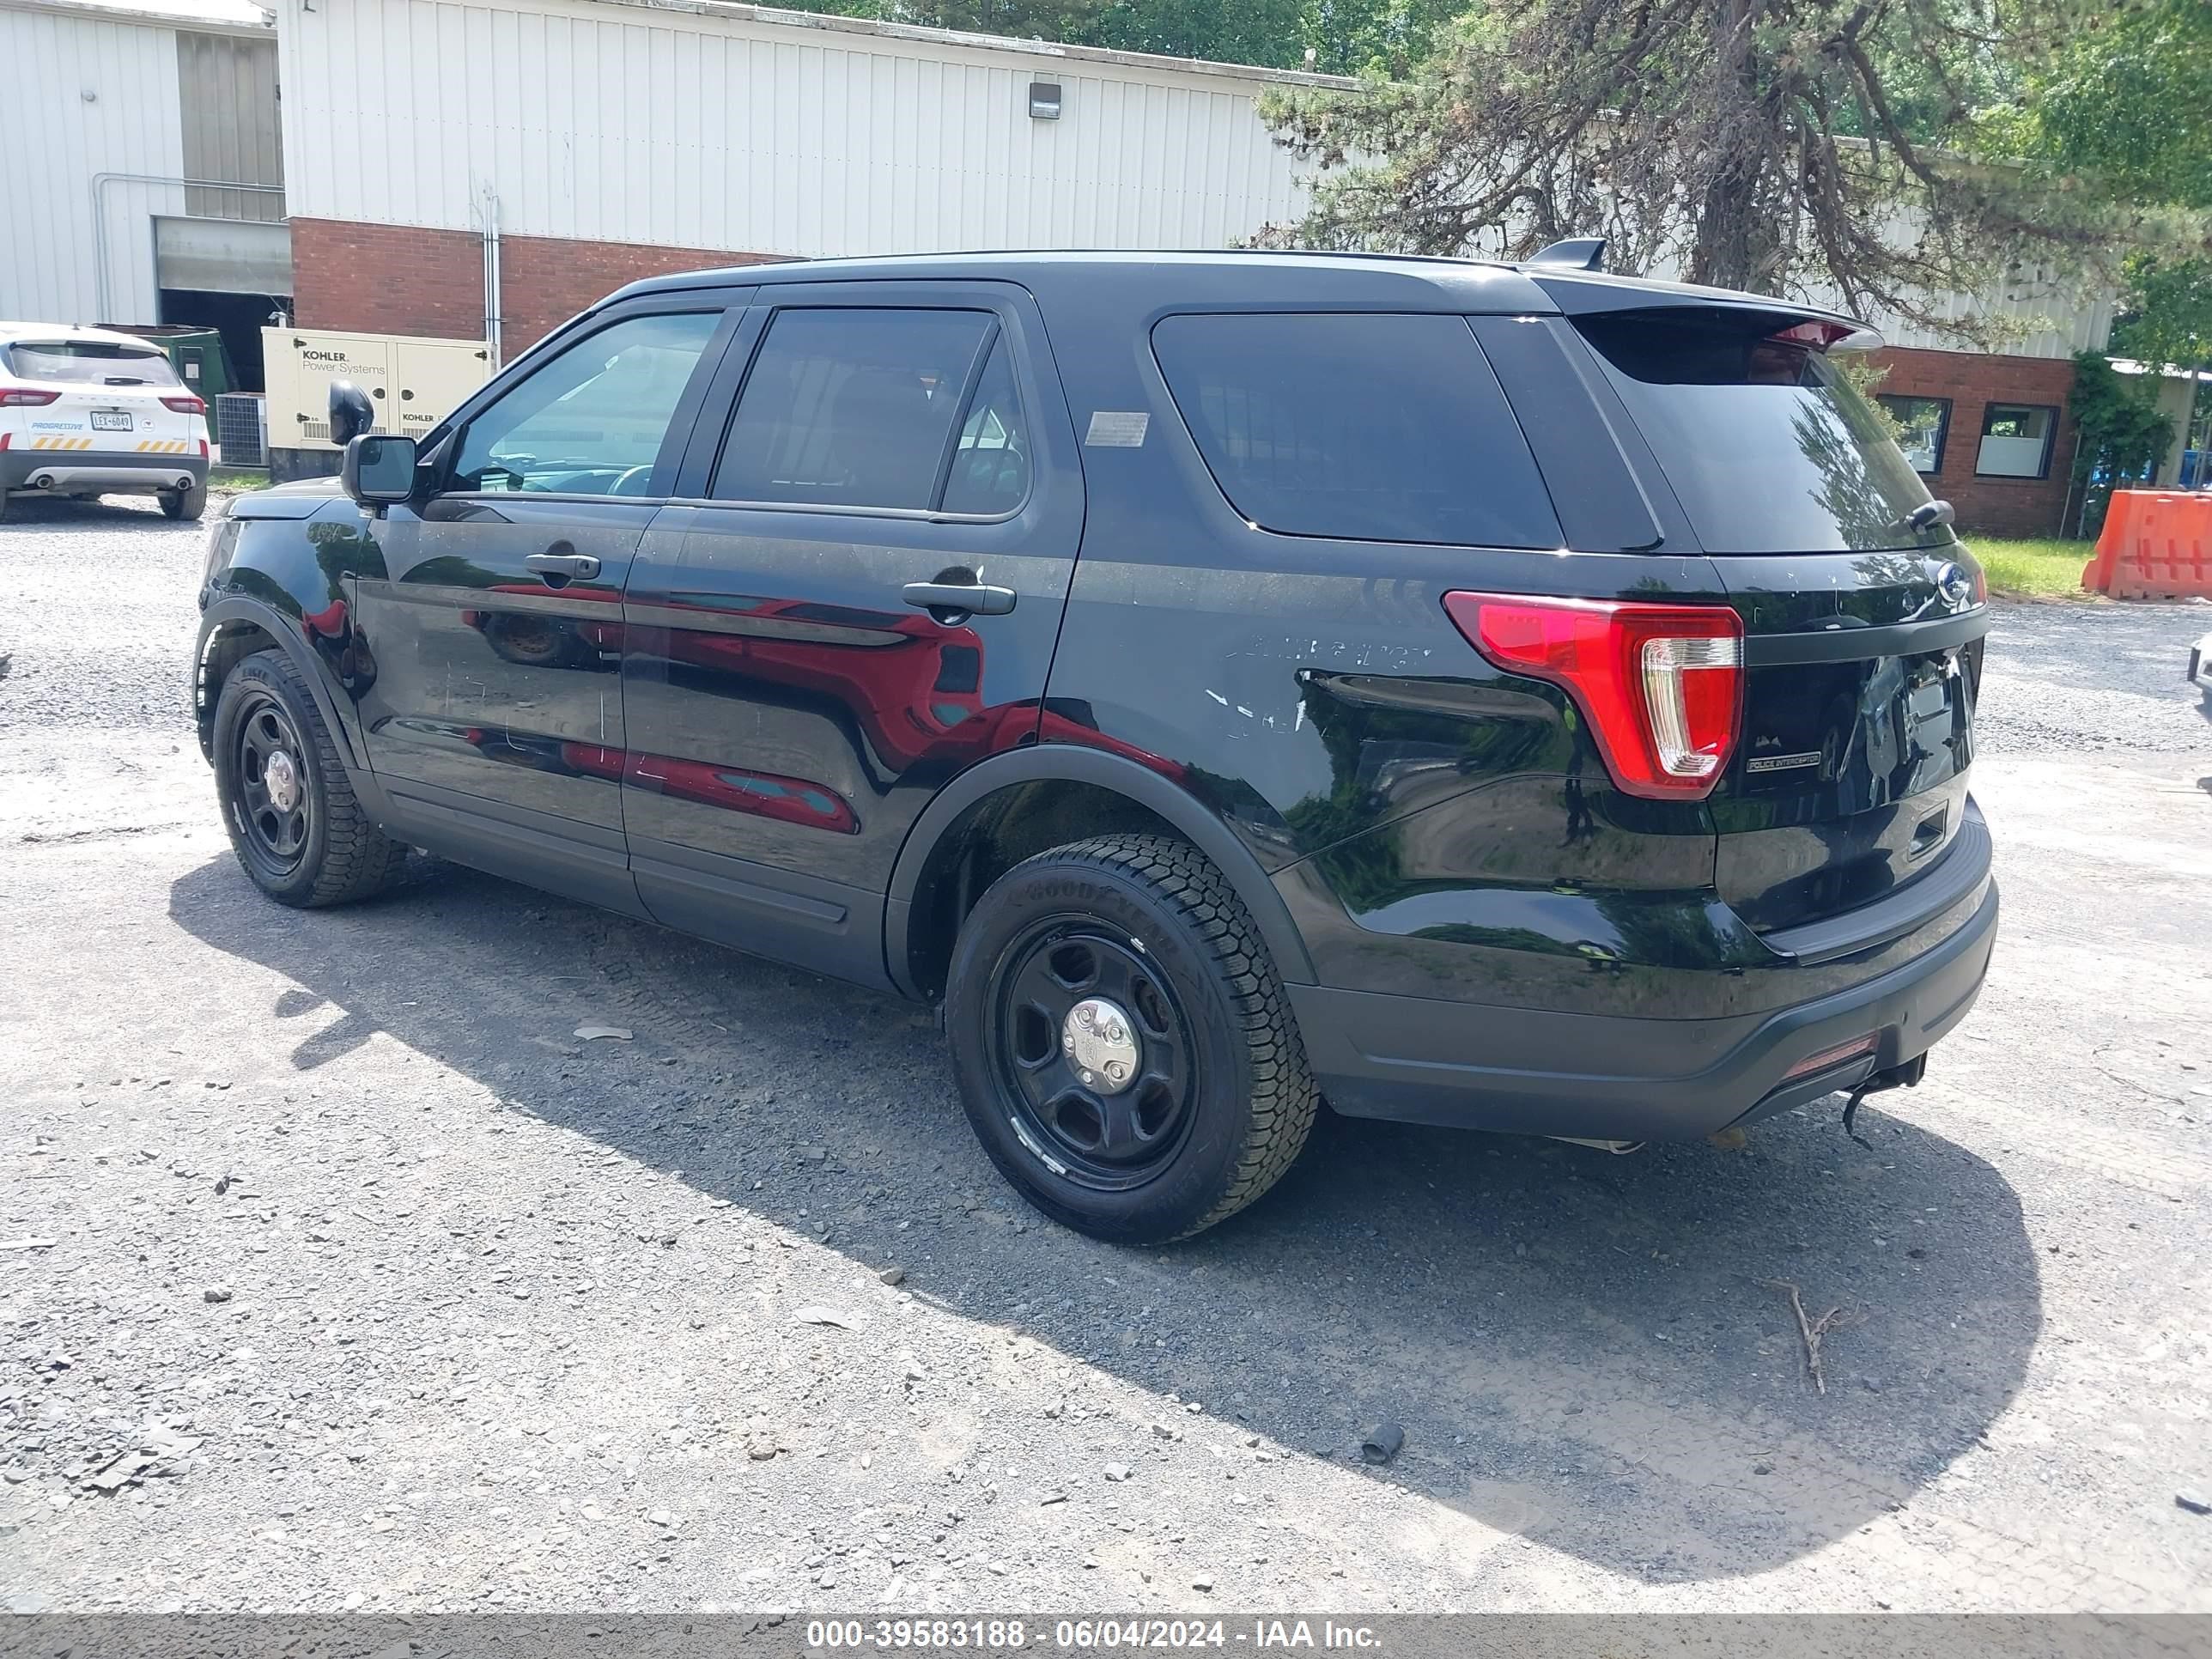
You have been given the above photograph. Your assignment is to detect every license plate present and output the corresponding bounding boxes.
[90,411,132,432]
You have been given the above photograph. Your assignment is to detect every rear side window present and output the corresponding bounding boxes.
[715,308,1009,513]
[4,341,181,388]
[1152,313,1560,548]
[1573,308,1948,554]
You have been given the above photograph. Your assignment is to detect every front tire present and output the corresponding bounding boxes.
[211,648,407,908]
[945,834,1319,1243]
[161,483,208,521]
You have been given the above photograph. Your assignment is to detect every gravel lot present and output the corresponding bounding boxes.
[3,495,2209,1615]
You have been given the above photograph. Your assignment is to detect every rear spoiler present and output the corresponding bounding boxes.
[1525,269,1881,349]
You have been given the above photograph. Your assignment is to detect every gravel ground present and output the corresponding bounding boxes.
[2,495,2209,1615]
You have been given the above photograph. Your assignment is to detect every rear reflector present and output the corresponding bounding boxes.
[1783,1035,1878,1081]
[161,393,208,416]
[0,388,60,407]
[1443,592,1744,800]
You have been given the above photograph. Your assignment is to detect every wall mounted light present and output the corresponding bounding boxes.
[1029,82,1061,119]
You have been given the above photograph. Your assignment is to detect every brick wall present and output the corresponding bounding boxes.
[1869,345,2081,539]
[290,217,783,355]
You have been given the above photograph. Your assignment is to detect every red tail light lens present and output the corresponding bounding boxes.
[1443,592,1745,800]
[161,394,208,416]
[0,388,61,406]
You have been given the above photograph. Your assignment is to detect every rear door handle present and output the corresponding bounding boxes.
[902,580,1017,618]
[526,551,601,584]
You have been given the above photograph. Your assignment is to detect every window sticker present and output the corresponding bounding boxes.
[1085,410,1149,447]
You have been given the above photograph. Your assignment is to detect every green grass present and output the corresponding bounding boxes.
[1963,535,2096,599]
[207,467,270,493]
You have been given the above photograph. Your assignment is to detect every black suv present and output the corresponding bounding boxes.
[191,251,1996,1243]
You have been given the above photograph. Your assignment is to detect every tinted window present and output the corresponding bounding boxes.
[939,337,1031,515]
[5,340,181,387]
[1574,309,1945,554]
[451,311,719,495]
[716,308,994,511]
[1152,313,1560,548]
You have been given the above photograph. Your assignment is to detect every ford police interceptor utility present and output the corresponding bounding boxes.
[0,323,210,521]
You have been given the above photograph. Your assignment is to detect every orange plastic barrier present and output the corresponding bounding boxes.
[2082,489,2212,599]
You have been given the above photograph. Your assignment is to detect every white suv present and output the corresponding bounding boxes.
[0,323,210,521]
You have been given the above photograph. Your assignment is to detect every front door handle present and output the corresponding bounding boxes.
[902,580,1016,619]
[526,551,601,585]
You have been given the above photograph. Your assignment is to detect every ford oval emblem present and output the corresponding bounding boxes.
[1936,561,1973,608]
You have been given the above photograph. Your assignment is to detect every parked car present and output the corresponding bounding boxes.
[189,251,1997,1243]
[1,322,210,520]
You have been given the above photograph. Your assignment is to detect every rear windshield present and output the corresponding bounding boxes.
[3,340,182,388]
[1573,309,1948,555]
[1152,312,1561,549]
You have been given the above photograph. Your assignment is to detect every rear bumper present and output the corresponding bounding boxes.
[1291,878,1997,1142]
[3,450,205,495]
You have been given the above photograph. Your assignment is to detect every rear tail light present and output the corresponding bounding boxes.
[0,388,60,407]
[198,438,210,459]
[161,394,208,416]
[0,431,9,452]
[1443,592,1745,800]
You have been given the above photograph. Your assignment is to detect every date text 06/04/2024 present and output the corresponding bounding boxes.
[804,1620,1384,1650]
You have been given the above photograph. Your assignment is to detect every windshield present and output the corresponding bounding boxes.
[1574,308,1949,555]
[3,340,183,388]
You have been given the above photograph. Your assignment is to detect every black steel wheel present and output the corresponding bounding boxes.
[989,921,1199,1191]
[210,647,409,908]
[946,833,1319,1243]
[231,688,312,878]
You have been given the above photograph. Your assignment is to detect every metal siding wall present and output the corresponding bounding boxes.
[178,33,284,222]
[275,0,1312,255]
[0,5,186,323]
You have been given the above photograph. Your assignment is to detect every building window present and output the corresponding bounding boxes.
[1875,394,1952,475]
[1975,402,2058,480]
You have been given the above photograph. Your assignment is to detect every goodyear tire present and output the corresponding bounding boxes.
[211,647,408,908]
[945,833,1318,1243]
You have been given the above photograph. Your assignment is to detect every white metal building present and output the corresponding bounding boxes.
[270,0,1348,353]
[0,0,286,327]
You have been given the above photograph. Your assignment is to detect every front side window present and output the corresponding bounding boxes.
[449,311,720,496]
[1875,393,1952,475]
[714,308,1004,512]
[1151,312,1561,549]
[1976,403,2057,479]
[3,340,181,388]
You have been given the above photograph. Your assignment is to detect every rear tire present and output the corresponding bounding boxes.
[161,483,208,521]
[211,647,408,908]
[945,833,1318,1243]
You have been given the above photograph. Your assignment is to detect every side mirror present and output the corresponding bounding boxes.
[328,380,377,446]
[341,434,419,507]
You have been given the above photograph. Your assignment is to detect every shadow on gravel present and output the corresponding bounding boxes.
[0,495,207,531]
[170,854,2039,1588]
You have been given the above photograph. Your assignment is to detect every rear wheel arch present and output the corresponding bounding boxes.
[885,745,1315,1000]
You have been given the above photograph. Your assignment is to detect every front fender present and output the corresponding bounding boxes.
[194,505,385,770]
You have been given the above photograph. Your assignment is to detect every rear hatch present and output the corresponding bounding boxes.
[1570,305,1989,945]
[1,337,204,456]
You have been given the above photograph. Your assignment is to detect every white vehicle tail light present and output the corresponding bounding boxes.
[1442,592,1745,801]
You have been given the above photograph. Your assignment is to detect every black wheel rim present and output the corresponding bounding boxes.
[231,690,312,876]
[988,920,1199,1191]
